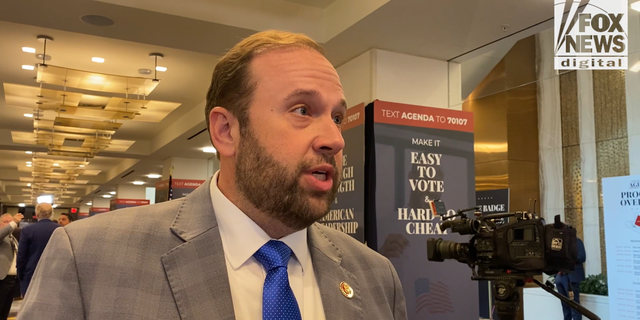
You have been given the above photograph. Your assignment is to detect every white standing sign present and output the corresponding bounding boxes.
[603,175,640,320]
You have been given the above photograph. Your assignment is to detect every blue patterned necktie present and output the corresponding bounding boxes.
[253,240,302,320]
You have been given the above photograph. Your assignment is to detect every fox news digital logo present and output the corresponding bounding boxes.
[554,0,628,70]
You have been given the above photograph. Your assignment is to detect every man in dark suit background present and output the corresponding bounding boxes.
[16,203,59,296]
[0,213,23,320]
[555,237,586,320]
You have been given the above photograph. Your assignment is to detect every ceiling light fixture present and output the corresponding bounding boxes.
[27,183,31,187]
[92,57,105,63]
[102,194,112,198]
[202,147,217,153]
[19,203,25,207]
[149,53,164,82]
[133,181,144,185]
[22,65,34,70]
[52,204,58,208]
[87,202,92,206]
[80,15,115,27]
[25,151,32,154]
[156,66,167,72]
[110,191,116,195]
[26,164,32,167]
[79,165,85,168]
[53,163,59,166]
[147,174,161,179]
[37,35,53,68]
[24,113,33,118]
[22,47,36,53]
[632,1,640,12]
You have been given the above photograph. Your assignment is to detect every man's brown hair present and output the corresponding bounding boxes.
[205,30,324,158]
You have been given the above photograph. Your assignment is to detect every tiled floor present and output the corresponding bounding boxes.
[8,298,21,320]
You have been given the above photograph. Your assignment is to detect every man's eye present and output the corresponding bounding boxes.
[333,114,344,125]
[293,106,309,116]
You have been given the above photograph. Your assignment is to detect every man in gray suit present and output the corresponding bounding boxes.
[0,213,23,320]
[18,30,407,320]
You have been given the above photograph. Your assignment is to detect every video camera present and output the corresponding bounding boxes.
[426,200,600,320]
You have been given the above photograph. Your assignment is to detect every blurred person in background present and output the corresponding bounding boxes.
[57,213,74,227]
[0,213,22,320]
[16,203,59,296]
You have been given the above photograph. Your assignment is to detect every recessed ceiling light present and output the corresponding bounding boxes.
[632,1,640,12]
[53,163,59,166]
[27,183,31,187]
[87,202,92,206]
[147,174,161,179]
[80,15,115,27]
[102,194,112,198]
[52,204,58,208]
[110,191,116,195]
[92,57,105,63]
[22,47,36,53]
[24,113,33,118]
[22,65,34,70]
[202,147,217,153]
[18,203,25,207]
[156,66,167,72]
[26,164,32,167]
[133,181,144,185]
[79,165,85,168]
[26,161,32,164]
[25,151,32,154]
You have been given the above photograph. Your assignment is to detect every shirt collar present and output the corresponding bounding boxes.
[210,171,309,271]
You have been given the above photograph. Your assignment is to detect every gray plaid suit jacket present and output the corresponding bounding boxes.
[17,179,407,320]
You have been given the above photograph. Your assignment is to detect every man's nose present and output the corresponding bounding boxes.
[312,116,345,157]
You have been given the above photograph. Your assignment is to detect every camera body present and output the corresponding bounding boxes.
[425,201,592,320]
[427,202,578,281]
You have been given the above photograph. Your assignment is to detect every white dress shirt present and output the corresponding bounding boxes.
[210,171,326,320]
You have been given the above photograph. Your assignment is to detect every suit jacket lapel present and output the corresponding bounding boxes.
[161,178,236,320]
[309,224,363,320]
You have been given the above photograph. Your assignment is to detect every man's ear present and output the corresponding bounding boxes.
[209,107,239,158]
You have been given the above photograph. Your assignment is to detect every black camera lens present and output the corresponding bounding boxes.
[427,238,469,263]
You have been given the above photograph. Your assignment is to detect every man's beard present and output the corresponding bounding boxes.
[235,128,341,231]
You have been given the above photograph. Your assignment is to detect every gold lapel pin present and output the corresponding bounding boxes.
[339,281,354,299]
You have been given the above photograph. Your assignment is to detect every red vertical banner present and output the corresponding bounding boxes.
[366,100,477,320]
[317,103,366,242]
[155,179,170,203]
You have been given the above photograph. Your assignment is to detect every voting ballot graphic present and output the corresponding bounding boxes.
[365,100,478,320]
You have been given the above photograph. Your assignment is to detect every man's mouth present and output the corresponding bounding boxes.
[312,171,328,181]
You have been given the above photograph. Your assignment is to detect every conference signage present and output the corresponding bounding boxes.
[366,100,477,320]
[554,0,628,70]
[475,188,510,318]
[171,179,205,200]
[318,103,365,242]
[155,179,170,203]
[88,207,109,217]
[109,199,151,211]
[603,175,640,320]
